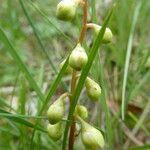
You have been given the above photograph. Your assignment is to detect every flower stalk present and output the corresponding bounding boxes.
[68,1,88,149]
[46,0,113,149]
[78,0,88,44]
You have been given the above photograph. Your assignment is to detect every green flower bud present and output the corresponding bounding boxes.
[56,0,77,21]
[59,59,73,74]
[78,117,104,149]
[47,95,65,124]
[69,44,88,71]
[75,105,88,119]
[85,77,101,101]
[92,24,113,43]
[47,122,63,141]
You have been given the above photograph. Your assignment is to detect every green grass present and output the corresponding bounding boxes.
[0,28,45,102]
[0,0,149,149]
[0,109,46,132]
[121,0,142,120]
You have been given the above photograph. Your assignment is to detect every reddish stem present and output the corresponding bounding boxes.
[68,1,88,150]
[78,0,88,44]
[68,70,77,150]
[68,118,76,150]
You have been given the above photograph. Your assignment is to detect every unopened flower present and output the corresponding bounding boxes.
[75,105,88,119]
[85,77,101,101]
[56,0,77,21]
[93,24,113,43]
[69,44,88,71]
[78,117,105,149]
[47,122,63,141]
[47,95,66,124]
[87,23,113,43]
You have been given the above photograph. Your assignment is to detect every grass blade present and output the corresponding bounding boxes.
[30,56,69,146]
[0,109,46,132]
[128,145,150,150]
[27,0,74,44]
[0,126,20,136]
[0,113,47,120]
[128,112,149,135]
[128,71,150,101]
[19,0,57,73]
[97,55,114,149]
[39,56,70,114]
[0,27,45,102]
[0,97,15,111]
[19,0,68,91]
[91,0,97,23]
[121,1,142,120]
[124,99,150,149]
[62,5,115,150]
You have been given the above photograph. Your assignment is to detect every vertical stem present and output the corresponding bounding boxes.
[71,70,77,92]
[68,0,88,150]
[68,70,77,150]
[78,0,88,44]
[68,117,76,150]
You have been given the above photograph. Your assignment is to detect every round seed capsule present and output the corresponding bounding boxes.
[47,95,65,124]
[69,44,88,71]
[75,105,88,119]
[47,122,63,141]
[93,24,113,43]
[78,117,105,149]
[56,0,77,21]
[85,77,101,101]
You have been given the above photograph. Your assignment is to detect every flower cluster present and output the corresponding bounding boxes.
[47,0,113,149]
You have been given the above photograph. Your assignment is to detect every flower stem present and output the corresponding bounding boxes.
[78,0,88,44]
[68,1,88,150]
[68,70,77,150]
[68,117,76,150]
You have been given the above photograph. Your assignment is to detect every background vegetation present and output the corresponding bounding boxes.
[0,0,149,150]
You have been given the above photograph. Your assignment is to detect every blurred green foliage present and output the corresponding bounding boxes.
[0,0,150,149]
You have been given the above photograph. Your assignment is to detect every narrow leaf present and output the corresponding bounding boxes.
[121,1,142,120]
[30,56,69,145]
[0,109,46,132]
[39,56,70,114]
[19,0,57,73]
[0,97,15,111]
[0,27,45,102]
[27,0,74,44]
[19,0,68,90]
